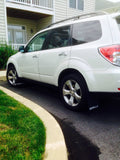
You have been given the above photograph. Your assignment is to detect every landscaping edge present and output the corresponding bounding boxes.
[0,85,68,160]
[0,71,6,81]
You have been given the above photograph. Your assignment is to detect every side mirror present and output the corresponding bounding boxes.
[19,46,25,53]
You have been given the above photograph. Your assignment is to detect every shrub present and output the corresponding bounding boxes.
[0,43,17,70]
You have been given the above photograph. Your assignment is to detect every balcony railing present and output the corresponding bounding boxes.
[8,43,25,51]
[7,0,53,9]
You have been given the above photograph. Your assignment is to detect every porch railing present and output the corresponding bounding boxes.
[9,43,25,51]
[7,0,53,9]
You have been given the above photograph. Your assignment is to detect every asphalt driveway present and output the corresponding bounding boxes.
[0,80,120,160]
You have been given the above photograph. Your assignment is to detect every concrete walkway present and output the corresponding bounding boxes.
[0,71,68,160]
[0,70,6,80]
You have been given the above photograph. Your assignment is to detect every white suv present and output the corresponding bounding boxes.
[6,12,120,111]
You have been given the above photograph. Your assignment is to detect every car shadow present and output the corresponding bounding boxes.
[1,80,120,123]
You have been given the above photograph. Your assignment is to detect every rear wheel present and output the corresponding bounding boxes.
[7,66,21,87]
[59,74,88,111]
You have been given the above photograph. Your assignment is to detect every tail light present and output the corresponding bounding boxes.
[99,45,120,66]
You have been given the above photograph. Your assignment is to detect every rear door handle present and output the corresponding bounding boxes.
[59,52,67,56]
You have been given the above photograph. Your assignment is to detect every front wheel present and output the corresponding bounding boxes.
[59,74,88,111]
[7,66,21,87]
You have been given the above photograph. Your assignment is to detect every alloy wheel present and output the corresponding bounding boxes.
[63,80,82,107]
[7,68,18,86]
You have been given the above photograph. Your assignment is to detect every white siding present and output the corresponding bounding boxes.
[37,16,53,31]
[7,17,38,41]
[0,0,7,42]
[84,0,95,13]
[0,0,95,44]
[7,16,53,42]
[54,0,67,21]
[54,0,95,22]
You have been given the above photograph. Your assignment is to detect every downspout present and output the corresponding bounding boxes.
[4,0,8,44]
[66,0,68,19]
[52,0,55,22]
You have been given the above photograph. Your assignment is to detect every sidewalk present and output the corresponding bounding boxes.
[0,71,68,160]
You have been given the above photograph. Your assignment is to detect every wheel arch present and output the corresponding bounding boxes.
[58,68,89,91]
[7,61,21,77]
[7,63,15,70]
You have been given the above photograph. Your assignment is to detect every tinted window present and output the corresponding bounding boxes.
[25,31,48,52]
[72,21,102,45]
[45,26,70,49]
[116,18,120,31]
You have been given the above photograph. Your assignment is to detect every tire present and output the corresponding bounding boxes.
[59,74,88,111]
[7,66,21,87]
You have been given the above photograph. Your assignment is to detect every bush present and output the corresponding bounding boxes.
[0,43,17,70]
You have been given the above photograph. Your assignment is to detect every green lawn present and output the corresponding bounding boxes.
[0,90,46,160]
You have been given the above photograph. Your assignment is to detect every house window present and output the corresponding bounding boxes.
[8,25,26,49]
[69,0,84,10]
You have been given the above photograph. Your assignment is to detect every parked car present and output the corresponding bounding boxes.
[6,12,120,111]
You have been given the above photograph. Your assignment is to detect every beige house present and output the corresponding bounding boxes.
[0,0,95,49]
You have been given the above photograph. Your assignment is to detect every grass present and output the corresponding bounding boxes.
[0,90,46,160]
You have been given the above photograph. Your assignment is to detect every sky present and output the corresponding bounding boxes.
[96,0,120,10]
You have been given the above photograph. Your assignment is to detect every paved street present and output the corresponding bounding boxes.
[0,80,120,160]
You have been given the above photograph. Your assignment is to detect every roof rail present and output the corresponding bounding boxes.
[47,11,107,28]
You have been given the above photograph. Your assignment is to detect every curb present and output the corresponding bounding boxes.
[0,85,68,160]
[0,76,6,81]
[0,71,6,81]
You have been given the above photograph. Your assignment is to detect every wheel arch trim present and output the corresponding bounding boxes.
[7,59,22,77]
[57,68,97,92]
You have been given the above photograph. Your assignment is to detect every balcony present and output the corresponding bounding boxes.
[6,0,54,50]
[6,0,54,16]
[7,0,53,9]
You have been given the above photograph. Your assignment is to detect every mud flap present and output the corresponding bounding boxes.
[87,92,99,111]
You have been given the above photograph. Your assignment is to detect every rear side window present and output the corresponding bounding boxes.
[72,20,102,45]
[44,26,70,49]
[116,18,120,31]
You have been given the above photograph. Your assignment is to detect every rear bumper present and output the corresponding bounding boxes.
[87,67,120,92]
